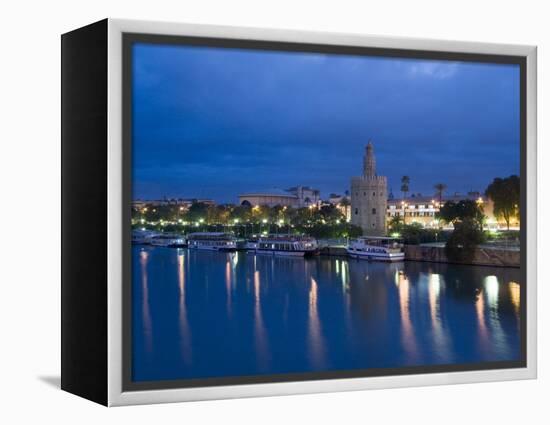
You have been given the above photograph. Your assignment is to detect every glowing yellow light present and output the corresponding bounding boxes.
[509,281,520,313]
[484,275,499,308]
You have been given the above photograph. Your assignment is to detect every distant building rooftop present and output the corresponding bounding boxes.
[388,192,486,205]
[239,189,298,198]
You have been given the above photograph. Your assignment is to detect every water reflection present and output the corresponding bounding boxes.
[428,273,452,361]
[308,277,326,368]
[485,276,500,309]
[177,251,192,364]
[475,284,490,354]
[254,269,270,370]
[139,249,153,354]
[483,275,509,359]
[509,281,520,316]
[132,247,522,382]
[397,271,419,362]
[225,259,232,315]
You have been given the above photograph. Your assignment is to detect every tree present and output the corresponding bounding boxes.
[437,200,485,264]
[184,202,209,223]
[485,175,520,230]
[318,204,344,223]
[400,175,410,199]
[207,205,229,224]
[230,204,252,223]
[388,215,404,234]
[445,218,485,263]
[400,222,424,245]
[434,183,447,206]
[437,200,485,227]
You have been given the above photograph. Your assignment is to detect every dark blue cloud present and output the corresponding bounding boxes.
[132,43,520,203]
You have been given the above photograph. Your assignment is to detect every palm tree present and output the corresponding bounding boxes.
[434,183,447,207]
[400,176,410,200]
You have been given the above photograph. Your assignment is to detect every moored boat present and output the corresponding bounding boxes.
[132,229,160,245]
[244,238,259,251]
[346,236,404,262]
[187,232,237,251]
[255,235,319,257]
[150,233,187,248]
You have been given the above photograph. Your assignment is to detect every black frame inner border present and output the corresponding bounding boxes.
[122,32,528,392]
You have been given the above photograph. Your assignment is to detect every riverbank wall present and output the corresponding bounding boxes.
[403,245,520,268]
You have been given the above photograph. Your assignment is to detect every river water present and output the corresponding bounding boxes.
[131,246,521,383]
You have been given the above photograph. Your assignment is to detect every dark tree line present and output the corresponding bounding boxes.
[132,202,362,239]
[486,175,520,230]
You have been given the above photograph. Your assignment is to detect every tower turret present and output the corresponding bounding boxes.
[351,141,387,236]
[363,141,376,177]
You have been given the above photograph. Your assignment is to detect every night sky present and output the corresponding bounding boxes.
[131,42,520,204]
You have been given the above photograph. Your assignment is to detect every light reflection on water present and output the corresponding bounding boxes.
[132,247,522,382]
[308,277,326,369]
[177,251,192,365]
[138,250,153,354]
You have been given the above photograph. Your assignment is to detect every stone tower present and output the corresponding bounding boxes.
[351,141,387,236]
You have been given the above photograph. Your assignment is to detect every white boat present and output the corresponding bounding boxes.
[150,233,187,248]
[244,238,259,251]
[254,235,319,257]
[131,229,160,245]
[187,232,237,251]
[346,236,405,262]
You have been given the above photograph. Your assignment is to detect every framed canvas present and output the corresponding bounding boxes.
[61,18,537,406]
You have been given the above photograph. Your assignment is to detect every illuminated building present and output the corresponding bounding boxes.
[350,142,387,236]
